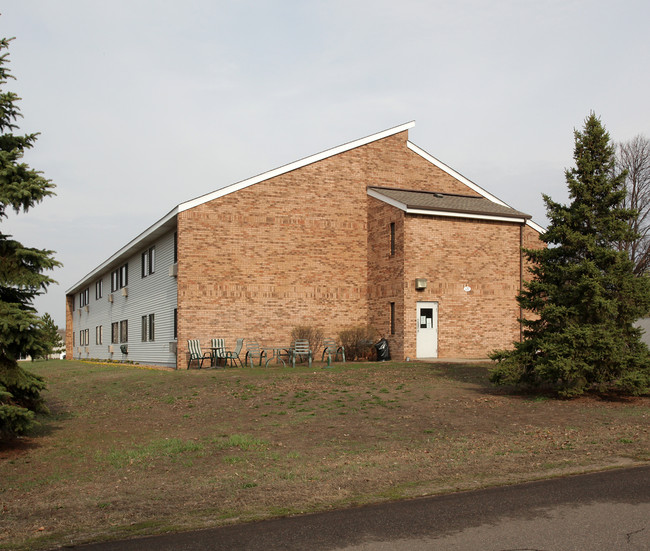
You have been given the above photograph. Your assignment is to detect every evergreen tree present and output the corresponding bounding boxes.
[39,313,63,360]
[0,37,60,438]
[491,113,650,397]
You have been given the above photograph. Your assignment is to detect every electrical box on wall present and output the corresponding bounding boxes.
[415,278,427,290]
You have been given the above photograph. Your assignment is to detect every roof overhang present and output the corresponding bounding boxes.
[406,141,546,233]
[179,121,416,212]
[367,188,531,224]
[65,207,178,295]
[65,122,417,295]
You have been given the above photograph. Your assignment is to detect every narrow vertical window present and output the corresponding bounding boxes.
[120,320,128,343]
[149,313,155,341]
[390,302,395,335]
[141,315,147,341]
[79,288,90,307]
[173,232,178,263]
[141,252,148,278]
[174,308,178,340]
[111,322,119,344]
[390,222,396,256]
[95,279,103,299]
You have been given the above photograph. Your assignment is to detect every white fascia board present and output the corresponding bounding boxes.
[179,121,416,213]
[525,219,546,233]
[407,208,528,224]
[407,141,546,234]
[367,188,408,211]
[65,206,179,294]
[368,188,527,224]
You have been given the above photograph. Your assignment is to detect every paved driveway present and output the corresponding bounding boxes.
[71,465,650,550]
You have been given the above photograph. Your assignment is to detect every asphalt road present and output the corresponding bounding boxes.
[71,465,650,550]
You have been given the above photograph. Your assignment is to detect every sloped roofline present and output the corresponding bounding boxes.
[67,121,545,295]
[178,121,416,212]
[367,187,531,224]
[66,122,415,294]
[406,142,546,234]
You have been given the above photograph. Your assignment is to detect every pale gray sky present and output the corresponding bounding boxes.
[3,0,649,327]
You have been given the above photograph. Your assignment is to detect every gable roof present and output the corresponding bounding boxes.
[66,121,544,294]
[178,121,416,212]
[406,142,545,233]
[368,187,531,223]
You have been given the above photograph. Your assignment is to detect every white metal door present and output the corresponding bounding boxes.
[416,302,438,358]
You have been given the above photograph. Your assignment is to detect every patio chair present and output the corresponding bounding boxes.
[210,338,227,367]
[187,339,211,369]
[321,338,345,364]
[223,338,244,367]
[291,339,312,368]
[245,340,267,368]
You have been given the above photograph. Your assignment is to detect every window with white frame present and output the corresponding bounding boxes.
[95,279,103,300]
[96,325,103,345]
[79,287,89,308]
[141,246,155,278]
[111,263,128,292]
[79,329,89,346]
[141,314,155,342]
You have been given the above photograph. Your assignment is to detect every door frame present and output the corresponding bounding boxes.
[416,301,438,358]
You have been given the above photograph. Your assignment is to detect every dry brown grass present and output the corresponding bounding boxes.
[1,359,648,550]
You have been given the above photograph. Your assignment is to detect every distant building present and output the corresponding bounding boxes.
[65,122,544,368]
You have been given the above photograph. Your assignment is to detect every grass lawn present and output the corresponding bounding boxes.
[1,359,648,550]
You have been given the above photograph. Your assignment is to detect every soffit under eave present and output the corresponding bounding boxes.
[65,209,178,295]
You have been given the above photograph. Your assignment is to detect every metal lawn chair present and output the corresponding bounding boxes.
[223,338,244,367]
[245,340,267,367]
[187,339,211,369]
[321,338,345,364]
[291,339,312,368]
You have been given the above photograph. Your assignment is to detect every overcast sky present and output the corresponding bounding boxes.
[3,0,650,327]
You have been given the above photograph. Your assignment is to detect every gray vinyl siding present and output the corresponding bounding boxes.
[70,230,178,367]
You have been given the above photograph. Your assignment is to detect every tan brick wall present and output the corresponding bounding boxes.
[402,216,524,359]
[175,129,541,366]
[65,294,74,359]
[368,198,405,359]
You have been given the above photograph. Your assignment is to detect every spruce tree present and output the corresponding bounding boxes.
[0,37,60,438]
[491,113,650,397]
[39,313,63,360]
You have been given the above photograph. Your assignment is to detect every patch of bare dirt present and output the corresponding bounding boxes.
[0,360,648,550]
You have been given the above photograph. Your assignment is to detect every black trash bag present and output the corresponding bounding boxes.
[375,338,390,361]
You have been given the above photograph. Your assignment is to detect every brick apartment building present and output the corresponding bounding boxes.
[65,121,544,368]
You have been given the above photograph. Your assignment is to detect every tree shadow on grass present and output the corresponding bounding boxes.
[423,362,649,403]
[0,399,73,455]
[422,361,495,387]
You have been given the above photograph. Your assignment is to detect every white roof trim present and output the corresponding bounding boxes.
[407,209,528,224]
[66,122,416,294]
[179,121,416,212]
[367,188,528,224]
[65,207,178,294]
[407,141,546,234]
